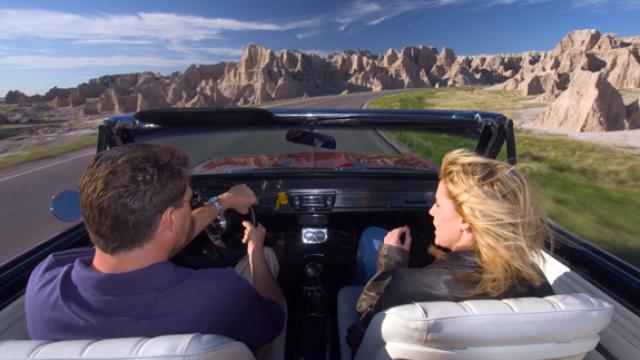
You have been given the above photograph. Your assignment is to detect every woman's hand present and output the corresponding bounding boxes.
[384,226,412,252]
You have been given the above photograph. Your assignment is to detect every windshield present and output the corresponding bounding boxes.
[135,125,478,174]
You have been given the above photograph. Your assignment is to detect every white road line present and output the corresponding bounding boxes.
[0,151,95,183]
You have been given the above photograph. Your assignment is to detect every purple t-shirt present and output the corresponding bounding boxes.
[25,247,285,349]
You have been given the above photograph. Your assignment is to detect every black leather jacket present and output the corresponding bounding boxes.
[347,244,555,352]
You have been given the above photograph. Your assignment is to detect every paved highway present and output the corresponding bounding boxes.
[0,89,410,265]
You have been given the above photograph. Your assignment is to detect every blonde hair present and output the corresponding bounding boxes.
[438,149,552,297]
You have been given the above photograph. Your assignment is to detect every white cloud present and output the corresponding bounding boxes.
[480,0,639,7]
[0,55,203,69]
[165,41,202,55]
[301,49,334,57]
[71,39,156,45]
[572,0,606,5]
[336,1,387,30]
[334,0,542,31]
[572,0,640,7]
[296,30,320,39]
[198,47,245,56]
[483,0,545,4]
[0,45,14,54]
[163,40,243,57]
[366,2,427,26]
[0,9,314,43]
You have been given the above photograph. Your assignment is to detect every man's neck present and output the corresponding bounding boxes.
[92,242,170,273]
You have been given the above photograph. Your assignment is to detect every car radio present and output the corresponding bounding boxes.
[290,191,335,211]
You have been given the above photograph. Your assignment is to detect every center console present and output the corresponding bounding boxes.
[281,214,358,360]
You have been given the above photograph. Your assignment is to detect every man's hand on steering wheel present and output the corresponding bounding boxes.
[219,184,257,215]
[173,183,258,269]
[242,221,266,255]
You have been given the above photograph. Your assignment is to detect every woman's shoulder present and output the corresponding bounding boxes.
[502,275,555,299]
[387,265,477,303]
[430,250,479,271]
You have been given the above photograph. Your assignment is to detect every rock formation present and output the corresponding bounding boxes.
[627,99,640,129]
[535,70,627,132]
[2,43,506,112]
[4,90,28,104]
[492,29,640,101]
[4,28,639,126]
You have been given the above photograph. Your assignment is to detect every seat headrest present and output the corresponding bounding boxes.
[380,293,613,348]
[0,333,255,360]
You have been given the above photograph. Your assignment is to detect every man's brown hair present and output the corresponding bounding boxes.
[79,144,190,254]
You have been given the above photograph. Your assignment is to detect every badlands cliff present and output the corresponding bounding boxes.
[4,29,640,131]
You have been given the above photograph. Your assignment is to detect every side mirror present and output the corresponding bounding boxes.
[286,129,336,149]
[50,190,82,222]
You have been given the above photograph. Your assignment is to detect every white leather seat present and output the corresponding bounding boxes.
[337,286,614,360]
[0,333,255,360]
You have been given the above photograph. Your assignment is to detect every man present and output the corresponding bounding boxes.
[25,144,285,350]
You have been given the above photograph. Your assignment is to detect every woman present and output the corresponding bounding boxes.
[348,149,555,351]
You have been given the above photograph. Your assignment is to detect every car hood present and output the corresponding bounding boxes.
[191,151,438,175]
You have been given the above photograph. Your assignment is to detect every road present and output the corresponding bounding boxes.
[0,89,410,265]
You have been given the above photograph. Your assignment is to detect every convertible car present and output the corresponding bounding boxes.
[0,108,637,359]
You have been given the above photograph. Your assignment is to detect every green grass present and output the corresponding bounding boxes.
[0,120,67,140]
[255,97,306,108]
[368,88,640,267]
[0,136,96,170]
[368,87,547,118]
[389,130,477,166]
[517,130,640,264]
[620,88,640,96]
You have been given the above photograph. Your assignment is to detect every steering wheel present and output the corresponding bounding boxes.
[172,187,257,269]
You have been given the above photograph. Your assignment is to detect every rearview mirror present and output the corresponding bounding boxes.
[50,190,82,222]
[286,129,336,149]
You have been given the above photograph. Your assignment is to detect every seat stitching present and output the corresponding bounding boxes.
[180,334,196,353]
[131,337,147,355]
[29,341,49,358]
[19,338,254,359]
[137,337,152,356]
[458,301,474,314]
[412,302,429,344]
[585,294,597,307]
[80,339,99,357]
[501,299,517,313]
[545,298,563,310]
[130,341,242,359]
[395,307,611,322]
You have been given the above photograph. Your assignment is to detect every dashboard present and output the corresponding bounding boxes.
[191,176,437,215]
[182,174,436,280]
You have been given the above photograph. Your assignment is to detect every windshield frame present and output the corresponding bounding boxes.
[98,108,516,173]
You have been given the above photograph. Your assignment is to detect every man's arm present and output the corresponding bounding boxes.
[243,221,285,307]
[187,184,257,242]
[188,205,218,241]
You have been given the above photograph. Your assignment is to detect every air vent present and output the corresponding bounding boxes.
[335,191,433,208]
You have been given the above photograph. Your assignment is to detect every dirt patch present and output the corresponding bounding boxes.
[513,106,640,154]
[620,88,640,104]
[0,104,102,158]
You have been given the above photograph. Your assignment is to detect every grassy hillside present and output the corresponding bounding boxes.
[368,87,546,118]
[368,88,640,267]
[0,136,96,169]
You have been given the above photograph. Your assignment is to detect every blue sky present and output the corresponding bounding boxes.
[0,0,639,96]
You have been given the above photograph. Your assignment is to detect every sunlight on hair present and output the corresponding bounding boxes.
[440,149,553,296]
